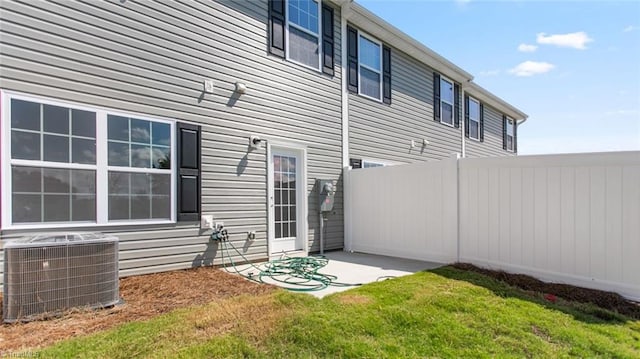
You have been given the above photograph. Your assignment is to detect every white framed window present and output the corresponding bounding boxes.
[286,0,322,70]
[468,96,480,141]
[358,33,383,101]
[1,91,176,229]
[506,117,515,152]
[440,76,454,126]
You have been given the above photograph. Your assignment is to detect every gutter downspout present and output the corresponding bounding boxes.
[341,2,352,252]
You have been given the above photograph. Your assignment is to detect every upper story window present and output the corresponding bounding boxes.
[506,117,515,151]
[440,77,454,126]
[269,0,335,75]
[358,34,383,101]
[468,97,480,140]
[2,93,180,229]
[346,26,392,104]
[286,0,321,70]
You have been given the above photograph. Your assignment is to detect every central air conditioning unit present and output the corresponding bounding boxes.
[3,232,120,323]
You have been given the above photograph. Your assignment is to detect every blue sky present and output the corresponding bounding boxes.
[359,0,640,154]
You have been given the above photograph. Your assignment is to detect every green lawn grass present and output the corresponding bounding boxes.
[39,266,640,358]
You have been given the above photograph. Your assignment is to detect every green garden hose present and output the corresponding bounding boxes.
[219,239,360,292]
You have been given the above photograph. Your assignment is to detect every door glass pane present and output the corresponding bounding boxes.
[273,154,297,240]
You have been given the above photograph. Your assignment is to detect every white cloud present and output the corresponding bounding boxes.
[508,61,555,77]
[604,109,639,116]
[478,69,500,77]
[518,43,538,52]
[536,32,593,50]
[623,25,638,32]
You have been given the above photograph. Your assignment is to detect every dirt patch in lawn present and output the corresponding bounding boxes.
[0,266,275,353]
[453,263,640,320]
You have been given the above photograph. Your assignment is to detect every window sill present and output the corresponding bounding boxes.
[284,57,323,75]
[355,92,384,104]
[2,219,176,232]
[439,120,456,128]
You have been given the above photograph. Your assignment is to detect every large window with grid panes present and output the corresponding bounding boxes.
[2,92,176,228]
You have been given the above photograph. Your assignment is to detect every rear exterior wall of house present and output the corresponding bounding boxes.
[347,28,515,165]
[0,0,344,289]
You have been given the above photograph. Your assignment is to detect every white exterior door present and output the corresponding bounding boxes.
[268,146,306,254]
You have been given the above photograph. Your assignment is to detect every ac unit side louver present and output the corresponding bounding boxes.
[3,232,119,323]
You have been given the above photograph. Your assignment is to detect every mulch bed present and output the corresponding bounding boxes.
[0,266,275,353]
[453,263,640,320]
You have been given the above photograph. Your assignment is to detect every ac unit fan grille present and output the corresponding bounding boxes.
[3,238,119,323]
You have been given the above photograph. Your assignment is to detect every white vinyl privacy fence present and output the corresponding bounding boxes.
[345,151,640,300]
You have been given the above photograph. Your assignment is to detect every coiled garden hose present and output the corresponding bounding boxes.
[219,239,361,292]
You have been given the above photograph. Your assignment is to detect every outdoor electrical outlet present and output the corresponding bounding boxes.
[247,231,256,241]
[200,215,214,230]
[203,79,214,93]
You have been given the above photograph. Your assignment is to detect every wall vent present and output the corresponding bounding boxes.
[3,232,119,323]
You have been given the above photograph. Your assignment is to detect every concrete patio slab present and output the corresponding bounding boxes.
[310,251,443,298]
[223,251,443,298]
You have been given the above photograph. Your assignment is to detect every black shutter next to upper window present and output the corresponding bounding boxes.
[347,25,358,93]
[177,122,201,222]
[268,0,286,58]
[382,45,392,104]
[321,5,334,76]
[513,121,518,153]
[433,72,440,122]
[454,83,460,128]
[479,103,485,142]
[502,114,507,150]
[464,95,470,138]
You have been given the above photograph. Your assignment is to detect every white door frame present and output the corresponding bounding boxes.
[267,142,308,255]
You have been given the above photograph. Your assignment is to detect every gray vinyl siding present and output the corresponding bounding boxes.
[0,0,343,289]
[349,41,463,164]
[466,104,514,158]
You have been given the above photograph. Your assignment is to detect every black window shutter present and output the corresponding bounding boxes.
[382,45,392,104]
[347,25,358,93]
[454,83,460,128]
[464,95,470,138]
[433,72,440,122]
[479,103,485,142]
[321,5,334,76]
[177,122,201,222]
[349,158,362,169]
[502,115,507,150]
[513,121,518,153]
[268,0,286,58]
